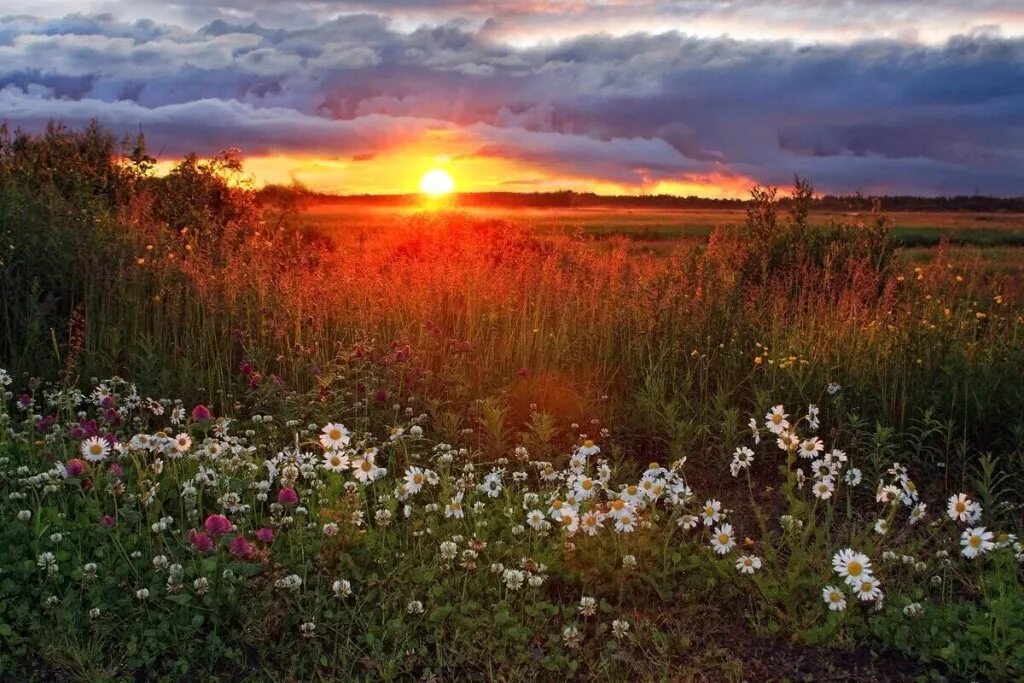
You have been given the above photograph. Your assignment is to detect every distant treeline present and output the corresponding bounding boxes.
[258,184,1024,213]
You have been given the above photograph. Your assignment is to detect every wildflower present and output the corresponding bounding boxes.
[854,577,883,602]
[332,579,352,598]
[747,417,761,444]
[229,535,254,560]
[807,404,820,431]
[17,510,31,521]
[764,405,789,434]
[735,555,762,574]
[562,624,582,649]
[81,436,110,463]
[579,596,597,617]
[947,493,980,524]
[526,509,547,531]
[611,619,630,640]
[439,540,458,561]
[172,433,192,455]
[322,451,350,473]
[580,510,605,536]
[323,522,340,537]
[189,530,214,552]
[65,458,87,478]
[614,512,637,534]
[319,423,351,450]
[89,607,101,619]
[812,478,835,500]
[502,568,525,591]
[832,549,873,587]
[407,600,425,614]
[845,467,862,487]
[275,574,303,591]
[299,621,316,639]
[37,552,58,575]
[710,523,736,555]
[701,499,722,526]
[190,405,212,422]
[404,467,428,494]
[822,585,847,611]
[903,602,924,618]
[204,514,232,536]
[913,505,929,528]
[255,527,275,543]
[730,447,754,477]
[874,518,889,536]
[352,450,385,484]
[622,554,637,568]
[152,555,169,572]
[798,438,824,459]
[961,527,995,559]
[135,588,150,600]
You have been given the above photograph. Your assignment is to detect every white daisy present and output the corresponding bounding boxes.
[961,527,995,559]
[822,585,847,611]
[319,423,351,450]
[710,523,736,555]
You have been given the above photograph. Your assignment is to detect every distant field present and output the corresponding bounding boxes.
[299,202,1024,248]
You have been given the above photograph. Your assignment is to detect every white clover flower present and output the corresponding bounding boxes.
[322,522,339,537]
[439,540,458,561]
[903,602,924,617]
[579,596,597,617]
[622,554,637,569]
[332,579,352,598]
[89,607,101,619]
[562,624,582,649]
[135,588,150,600]
[37,552,58,575]
[299,621,316,638]
[502,568,525,591]
[406,600,425,614]
[611,619,630,640]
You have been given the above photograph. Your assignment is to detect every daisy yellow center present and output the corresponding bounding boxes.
[582,480,593,490]
[970,535,982,548]
[552,500,563,510]
[621,516,632,525]
[561,516,573,525]
[413,473,423,484]
[585,517,597,526]
[329,429,341,440]
[860,582,873,593]
[743,559,752,566]
[90,444,103,454]
[847,561,862,576]
[772,415,782,424]
[704,506,714,516]
[906,480,916,490]
[955,501,966,513]
[717,533,730,545]
[360,461,372,472]
[627,486,637,495]
[829,591,842,602]
[330,456,341,466]
[583,439,594,448]
[611,500,624,511]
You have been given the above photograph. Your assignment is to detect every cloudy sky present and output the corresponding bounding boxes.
[2,1,1023,196]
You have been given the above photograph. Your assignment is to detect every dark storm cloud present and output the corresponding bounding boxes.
[1,9,1023,194]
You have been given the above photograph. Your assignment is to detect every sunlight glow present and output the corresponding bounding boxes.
[419,168,455,196]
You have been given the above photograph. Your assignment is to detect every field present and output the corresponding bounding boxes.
[3,127,1024,680]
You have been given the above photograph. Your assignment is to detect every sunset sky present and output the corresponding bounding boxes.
[2,1,1023,196]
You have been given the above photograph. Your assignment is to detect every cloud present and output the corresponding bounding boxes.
[1,9,1023,194]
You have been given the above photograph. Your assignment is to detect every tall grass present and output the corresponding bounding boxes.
[2,124,1022,489]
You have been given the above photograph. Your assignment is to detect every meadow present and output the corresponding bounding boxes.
[2,125,1024,680]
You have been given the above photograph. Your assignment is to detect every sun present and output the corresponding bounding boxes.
[419,168,455,196]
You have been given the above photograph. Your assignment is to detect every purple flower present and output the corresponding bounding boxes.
[204,514,232,536]
[191,404,212,422]
[255,527,275,543]
[277,487,299,505]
